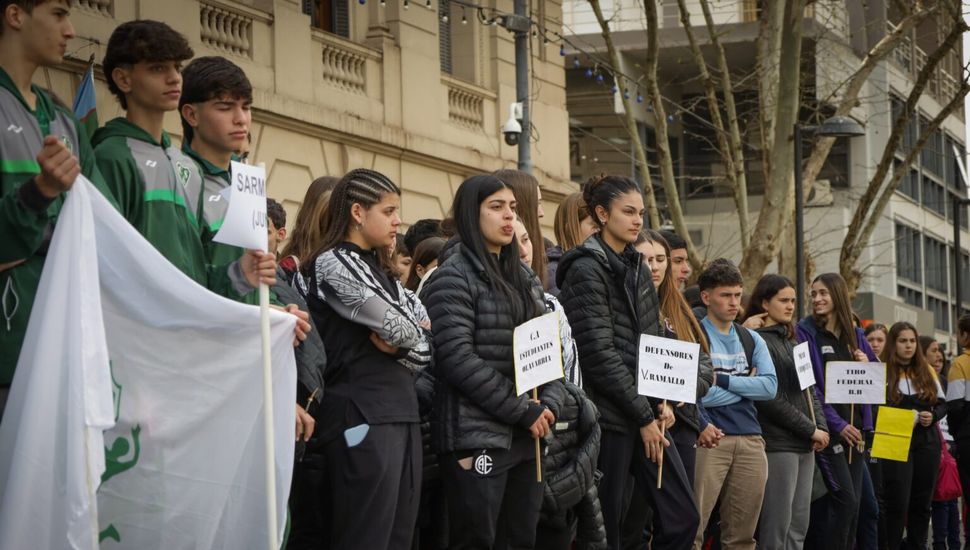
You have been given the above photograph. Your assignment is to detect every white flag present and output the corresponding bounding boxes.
[0,177,297,549]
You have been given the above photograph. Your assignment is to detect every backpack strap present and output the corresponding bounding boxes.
[733,323,756,372]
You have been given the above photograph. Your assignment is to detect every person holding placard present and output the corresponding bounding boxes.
[423,175,562,550]
[691,259,777,550]
[94,21,275,299]
[796,273,878,550]
[557,175,698,550]
[178,55,263,305]
[879,322,946,549]
[741,274,828,550]
[299,169,432,550]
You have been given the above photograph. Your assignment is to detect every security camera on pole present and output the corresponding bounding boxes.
[501,0,531,174]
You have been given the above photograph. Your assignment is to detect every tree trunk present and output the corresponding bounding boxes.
[640,0,702,268]
[739,0,805,282]
[799,3,937,199]
[698,0,750,249]
[841,79,970,290]
[587,0,661,230]
[756,0,784,194]
[839,17,967,291]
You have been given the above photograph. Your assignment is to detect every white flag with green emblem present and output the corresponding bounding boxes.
[0,177,297,549]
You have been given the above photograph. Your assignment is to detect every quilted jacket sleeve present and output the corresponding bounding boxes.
[425,263,544,429]
[559,257,654,427]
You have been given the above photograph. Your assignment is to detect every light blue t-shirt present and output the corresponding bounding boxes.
[700,317,778,435]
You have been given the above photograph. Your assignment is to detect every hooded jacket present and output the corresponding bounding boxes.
[556,233,664,433]
[0,68,113,383]
[92,118,247,299]
[755,324,827,453]
[424,243,565,453]
[539,382,606,549]
[795,317,876,434]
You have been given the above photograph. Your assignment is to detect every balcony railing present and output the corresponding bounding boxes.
[78,0,113,16]
[200,1,254,58]
[443,75,493,130]
[313,31,380,96]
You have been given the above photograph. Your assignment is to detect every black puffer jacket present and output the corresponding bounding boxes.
[415,369,438,482]
[557,233,664,433]
[755,324,827,453]
[425,244,565,452]
[274,266,326,411]
[540,382,607,549]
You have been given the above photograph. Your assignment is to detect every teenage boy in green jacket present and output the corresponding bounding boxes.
[179,55,263,305]
[0,0,115,409]
[93,19,274,298]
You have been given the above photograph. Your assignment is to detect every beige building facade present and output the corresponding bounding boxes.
[44,0,573,236]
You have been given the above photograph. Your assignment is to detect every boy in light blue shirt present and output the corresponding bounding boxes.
[692,259,776,549]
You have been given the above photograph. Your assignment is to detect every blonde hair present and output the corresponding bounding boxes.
[554,192,591,251]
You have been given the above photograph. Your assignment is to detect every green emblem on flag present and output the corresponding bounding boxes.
[100,361,141,544]
[177,162,191,187]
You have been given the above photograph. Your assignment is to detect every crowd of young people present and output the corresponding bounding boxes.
[2,2,970,550]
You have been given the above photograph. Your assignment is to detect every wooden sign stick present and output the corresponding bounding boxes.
[848,404,855,464]
[657,399,666,489]
[533,388,542,483]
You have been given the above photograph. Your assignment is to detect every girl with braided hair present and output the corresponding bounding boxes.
[299,168,432,550]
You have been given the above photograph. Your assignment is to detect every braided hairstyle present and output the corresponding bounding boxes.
[301,168,400,276]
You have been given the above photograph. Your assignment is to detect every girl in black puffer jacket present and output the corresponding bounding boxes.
[557,175,699,550]
[424,174,565,549]
[740,274,829,550]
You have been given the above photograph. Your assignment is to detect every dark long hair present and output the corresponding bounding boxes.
[884,321,939,404]
[405,237,446,291]
[301,169,400,276]
[493,169,548,287]
[583,174,641,230]
[452,174,539,325]
[642,229,708,353]
[812,273,858,352]
[744,274,796,339]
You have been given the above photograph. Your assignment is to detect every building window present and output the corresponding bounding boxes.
[922,118,944,177]
[928,295,950,331]
[895,160,920,201]
[898,284,924,308]
[922,175,947,217]
[439,0,452,73]
[896,223,922,284]
[303,0,350,38]
[438,0,479,82]
[924,236,948,293]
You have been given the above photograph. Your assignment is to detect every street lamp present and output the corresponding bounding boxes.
[794,115,866,320]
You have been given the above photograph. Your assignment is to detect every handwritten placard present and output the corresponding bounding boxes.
[793,342,816,390]
[824,361,886,404]
[213,161,268,252]
[513,312,564,396]
[637,334,700,404]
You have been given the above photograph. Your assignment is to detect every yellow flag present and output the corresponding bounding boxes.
[870,407,917,462]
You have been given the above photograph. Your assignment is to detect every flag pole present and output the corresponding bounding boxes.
[260,282,278,550]
[258,159,278,550]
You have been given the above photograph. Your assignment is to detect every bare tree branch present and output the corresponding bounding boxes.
[676,0,749,250]
[587,0,661,228]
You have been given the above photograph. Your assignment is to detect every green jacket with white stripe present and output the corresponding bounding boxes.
[182,144,259,305]
[0,68,113,384]
[92,118,253,301]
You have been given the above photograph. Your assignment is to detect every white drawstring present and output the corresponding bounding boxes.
[2,276,18,332]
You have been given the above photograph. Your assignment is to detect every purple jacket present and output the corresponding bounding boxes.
[795,318,877,434]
